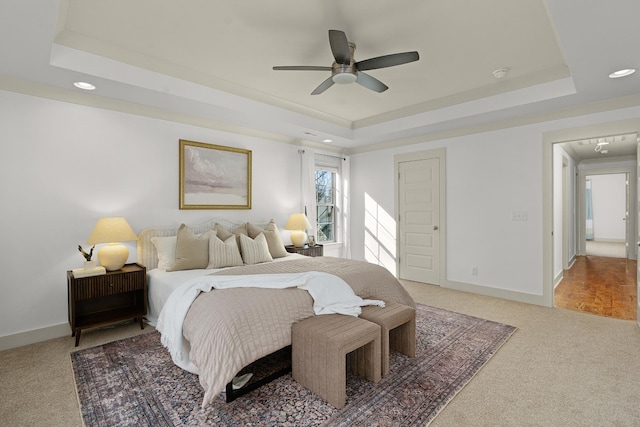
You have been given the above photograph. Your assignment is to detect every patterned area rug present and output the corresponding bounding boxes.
[71,304,516,426]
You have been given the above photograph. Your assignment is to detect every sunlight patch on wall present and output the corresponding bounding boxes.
[364,192,397,274]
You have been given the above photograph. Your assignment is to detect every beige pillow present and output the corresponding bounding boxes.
[207,235,243,269]
[167,224,213,271]
[238,233,273,265]
[233,223,248,236]
[213,223,234,241]
[247,219,288,258]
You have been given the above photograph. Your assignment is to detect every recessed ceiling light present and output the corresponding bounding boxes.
[492,68,508,79]
[608,69,636,79]
[73,81,96,90]
[323,139,333,143]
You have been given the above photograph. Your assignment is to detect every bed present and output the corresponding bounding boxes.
[137,218,415,408]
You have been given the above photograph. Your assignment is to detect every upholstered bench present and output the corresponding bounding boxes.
[360,302,416,376]
[291,314,381,409]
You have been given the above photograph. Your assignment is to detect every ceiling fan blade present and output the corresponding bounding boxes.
[328,30,351,65]
[356,51,419,71]
[311,76,335,95]
[356,72,388,93]
[273,66,332,71]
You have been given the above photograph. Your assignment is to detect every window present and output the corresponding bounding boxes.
[315,168,336,242]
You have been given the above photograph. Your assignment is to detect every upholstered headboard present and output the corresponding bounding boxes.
[137,218,246,270]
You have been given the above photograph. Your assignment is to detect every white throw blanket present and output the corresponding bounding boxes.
[156,271,384,374]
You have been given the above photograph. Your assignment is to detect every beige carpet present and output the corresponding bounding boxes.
[1,282,639,426]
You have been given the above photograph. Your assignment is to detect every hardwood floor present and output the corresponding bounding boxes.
[555,255,637,321]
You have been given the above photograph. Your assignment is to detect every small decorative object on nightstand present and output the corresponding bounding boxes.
[285,244,323,257]
[73,244,106,277]
[67,263,147,346]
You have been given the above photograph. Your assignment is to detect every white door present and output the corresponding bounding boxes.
[398,158,440,284]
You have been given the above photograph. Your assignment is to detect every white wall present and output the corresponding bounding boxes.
[352,126,543,296]
[0,90,304,345]
[587,173,627,241]
[351,105,640,303]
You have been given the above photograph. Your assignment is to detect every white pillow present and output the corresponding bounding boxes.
[239,233,273,265]
[208,235,244,269]
[151,236,177,270]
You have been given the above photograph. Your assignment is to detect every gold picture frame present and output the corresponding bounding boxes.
[179,139,252,209]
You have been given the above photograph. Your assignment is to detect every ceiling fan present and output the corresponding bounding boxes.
[273,30,419,95]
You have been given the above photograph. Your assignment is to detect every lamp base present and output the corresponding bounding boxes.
[290,231,308,248]
[97,243,129,271]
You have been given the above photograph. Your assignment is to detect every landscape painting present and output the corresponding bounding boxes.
[179,139,252,209]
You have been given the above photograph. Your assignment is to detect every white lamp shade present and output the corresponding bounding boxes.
[86,217,137,244]
[86,217,137,271]
[284,213,312,232]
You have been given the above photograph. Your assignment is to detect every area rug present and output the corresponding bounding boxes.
[71,304,516,426]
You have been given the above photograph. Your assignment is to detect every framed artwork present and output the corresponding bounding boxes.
[179,139,252,209]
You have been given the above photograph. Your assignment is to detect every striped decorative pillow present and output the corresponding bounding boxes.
[207,235,244,269]
[238,233,273,265]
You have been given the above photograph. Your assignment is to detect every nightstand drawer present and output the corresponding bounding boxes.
[72,271,145,300]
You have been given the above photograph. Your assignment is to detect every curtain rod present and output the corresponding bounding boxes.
[298,149,346,161]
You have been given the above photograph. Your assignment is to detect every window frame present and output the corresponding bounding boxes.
[315,166,338,244]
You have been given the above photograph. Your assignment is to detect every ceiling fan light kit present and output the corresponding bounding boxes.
[273,30,419,95]
[332,64,357,84]
[332,73,357,84]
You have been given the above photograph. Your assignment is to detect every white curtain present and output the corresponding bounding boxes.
[301,149,317,241]
[339,156,351,258]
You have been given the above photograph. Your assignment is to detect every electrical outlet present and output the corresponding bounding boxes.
[512,211,528,221]
[471,266,478,276]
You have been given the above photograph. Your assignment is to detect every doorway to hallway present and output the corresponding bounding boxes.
[555,255,637,320]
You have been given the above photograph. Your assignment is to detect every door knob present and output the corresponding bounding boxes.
[433,225,439,230]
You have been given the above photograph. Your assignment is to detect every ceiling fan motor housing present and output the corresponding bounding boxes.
[332,42,357,84]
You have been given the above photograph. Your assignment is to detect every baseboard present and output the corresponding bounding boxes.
[590,238,626,243]
[0,323,70,352]
[442,279,547,307]
[554,270,564,290]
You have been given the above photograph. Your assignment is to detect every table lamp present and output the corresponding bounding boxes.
[285,213,312,248]
[86,217,138,271]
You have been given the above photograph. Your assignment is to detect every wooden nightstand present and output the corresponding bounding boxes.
[67,263,147,346]
[285,244,323,257]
